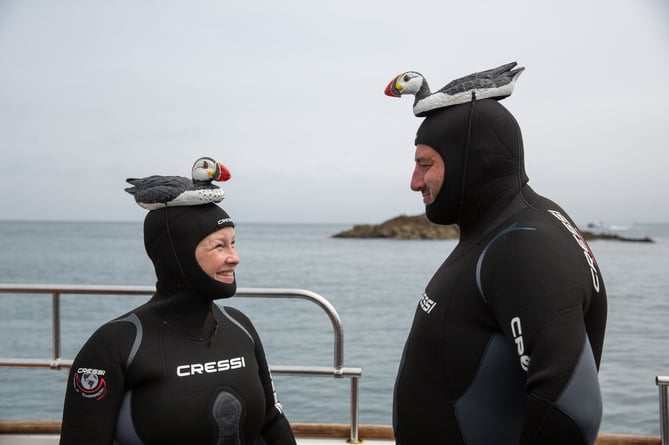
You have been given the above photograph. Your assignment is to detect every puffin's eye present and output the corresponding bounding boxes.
[403,74,411,82]
[202,161,209,168]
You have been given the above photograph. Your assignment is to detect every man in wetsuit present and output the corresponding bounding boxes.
[60,203,296,445]
[391,75,608,444]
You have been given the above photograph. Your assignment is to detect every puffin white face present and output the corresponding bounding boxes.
[191,157,231,182]
[385,71,424,97]
[397,72,424,95]
[192,158,217,181]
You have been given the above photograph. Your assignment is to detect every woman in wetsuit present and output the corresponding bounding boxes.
[392,93,607,444]
[60,203,296,445]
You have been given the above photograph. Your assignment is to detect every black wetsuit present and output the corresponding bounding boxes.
[393,99,607,445]
[60,301,293,445]
[60,204,296,445]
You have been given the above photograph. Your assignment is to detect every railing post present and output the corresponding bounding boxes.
[52,292,62,369]
[348,375,361,443]
[657,376,669,445]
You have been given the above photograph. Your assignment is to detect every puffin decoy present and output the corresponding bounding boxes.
[125,157,231,210]
[384,62,525,117]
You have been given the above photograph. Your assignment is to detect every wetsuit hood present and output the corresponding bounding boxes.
[143,203,236,302]
[414,99,529,233]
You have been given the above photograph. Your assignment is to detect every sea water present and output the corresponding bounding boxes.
[0,220,668,435]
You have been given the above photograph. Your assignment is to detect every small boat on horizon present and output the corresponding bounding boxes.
[585,221,632,232]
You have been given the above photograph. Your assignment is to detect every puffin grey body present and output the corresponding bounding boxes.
[385,62,524,116]
[125,157,231,210]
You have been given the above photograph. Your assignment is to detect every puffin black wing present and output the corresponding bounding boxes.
[437,62,524,98]
[125,176,193,205]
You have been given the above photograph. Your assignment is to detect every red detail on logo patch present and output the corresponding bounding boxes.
[74,373,108,400]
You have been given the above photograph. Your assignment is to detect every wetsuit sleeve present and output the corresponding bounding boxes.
[481,229,603,445]
[224,307,297,445]
[59,320,136,445]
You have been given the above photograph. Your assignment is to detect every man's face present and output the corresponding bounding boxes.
[410,144,445,205]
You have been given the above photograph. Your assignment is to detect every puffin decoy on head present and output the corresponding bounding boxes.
[125,157,232,210]
[384,62,525,117]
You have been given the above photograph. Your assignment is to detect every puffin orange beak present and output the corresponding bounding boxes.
[210,163,231,182]
[384,75,402,97]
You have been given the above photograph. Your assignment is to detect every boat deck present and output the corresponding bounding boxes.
[0,422,398,445]
[0,421,663,445]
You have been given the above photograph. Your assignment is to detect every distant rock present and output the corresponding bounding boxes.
[332,214,459,240]
[581,231,654,243]
[333,214,654,243]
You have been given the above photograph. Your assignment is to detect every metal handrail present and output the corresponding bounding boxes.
[0,284,363,443]
[657,376,669,445]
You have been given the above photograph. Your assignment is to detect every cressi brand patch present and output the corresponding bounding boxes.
[419,292,437,314]
[217,218,233,226]
[548,210,600,292]
[73,367,108,400]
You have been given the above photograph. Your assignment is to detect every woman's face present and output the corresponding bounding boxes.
[194,227,239,284]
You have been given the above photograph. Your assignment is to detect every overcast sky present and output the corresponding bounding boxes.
[1,0,667,225]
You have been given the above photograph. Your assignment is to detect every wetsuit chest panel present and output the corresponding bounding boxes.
[116,310,266,445]
[394,245,505,444]
[424,248,500,396]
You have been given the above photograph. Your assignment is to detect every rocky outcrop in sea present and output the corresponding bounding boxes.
[333,214,654,242]
[333,214,458,240]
